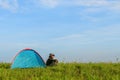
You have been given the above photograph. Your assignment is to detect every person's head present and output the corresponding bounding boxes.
[49,53,55,59]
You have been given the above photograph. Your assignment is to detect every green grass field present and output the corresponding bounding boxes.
[0,63,120,80]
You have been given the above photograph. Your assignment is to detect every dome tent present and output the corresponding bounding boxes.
[11,48,46,69]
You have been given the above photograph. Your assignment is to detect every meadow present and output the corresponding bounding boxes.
[0,62,120,80]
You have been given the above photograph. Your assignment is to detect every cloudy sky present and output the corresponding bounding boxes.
[0,0,120,62]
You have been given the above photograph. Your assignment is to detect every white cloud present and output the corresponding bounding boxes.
[53,25,120,44]
[34,0,109,8]
[42,0,58,8]
[74,0,109,7]
[0,0,18,12]
[34,0,59,8]
[67,0,120,10]
[1,0,120,12]
[109,1,120,11]
[53,34,82,40]
[29,0,116,9]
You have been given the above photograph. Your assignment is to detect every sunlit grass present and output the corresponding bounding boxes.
[0,62,120,80]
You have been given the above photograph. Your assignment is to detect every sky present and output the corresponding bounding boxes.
[0,0,120,62]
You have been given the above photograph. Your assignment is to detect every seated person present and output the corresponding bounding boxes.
[46,53,58,66]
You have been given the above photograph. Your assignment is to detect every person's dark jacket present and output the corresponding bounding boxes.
[46,59,58,66]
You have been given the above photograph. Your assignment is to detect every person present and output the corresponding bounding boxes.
[46,53,58,66]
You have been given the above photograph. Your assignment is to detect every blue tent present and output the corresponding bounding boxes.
[11,48,46,69]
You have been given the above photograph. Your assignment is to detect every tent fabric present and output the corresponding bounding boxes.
[11,49,46,69]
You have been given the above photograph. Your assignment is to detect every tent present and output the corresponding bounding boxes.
[11,48,46,69]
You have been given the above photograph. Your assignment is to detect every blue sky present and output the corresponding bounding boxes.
[0,0,120,62]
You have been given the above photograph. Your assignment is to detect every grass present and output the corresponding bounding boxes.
[0,62,120,80]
